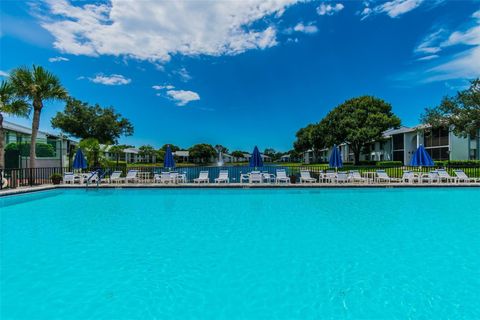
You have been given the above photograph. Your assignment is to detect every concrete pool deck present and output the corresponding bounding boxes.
[1,182,479,197]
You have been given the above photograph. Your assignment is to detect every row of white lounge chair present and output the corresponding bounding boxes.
[63,168,479,185]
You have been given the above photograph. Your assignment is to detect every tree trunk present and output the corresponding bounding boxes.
[29,103,42,169]
[353,151,361,165]
[0,112,4,169]
[351,144,361,165]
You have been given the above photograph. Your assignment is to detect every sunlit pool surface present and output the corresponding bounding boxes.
[1,188,479,319]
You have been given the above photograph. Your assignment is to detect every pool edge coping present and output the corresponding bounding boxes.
[1,183,479,197]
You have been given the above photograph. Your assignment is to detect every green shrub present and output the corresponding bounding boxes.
[377,161,403,167]
[435,160,480,167]
[50,173,62,184]
[5,142,55,157]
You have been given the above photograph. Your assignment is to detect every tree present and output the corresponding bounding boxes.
[214,144,229,154]
[264,148,281,161]
[160,144,180,152]
[0,81,30,169]
[79,138,106,168]
[8,65,68,169]
[421,78,480,137]
[51,97,134,144]
[231,150,245,161]
[293,124,316,153]
[138,145,156,163]
[109,144,133,167]
[188,143,216,163]
[293,123,326,162]
[320,96,400,164]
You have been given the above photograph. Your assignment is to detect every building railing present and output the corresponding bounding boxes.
[1,163,479,189]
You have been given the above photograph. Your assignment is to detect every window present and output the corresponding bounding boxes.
[425,147,449,161]
[393,150,403,162]
[469,131,478,160]
[424,127,449,148]
[392,134,404,150]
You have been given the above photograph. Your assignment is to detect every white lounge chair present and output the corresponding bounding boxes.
[160,172,174,184]
[215,170,229,183]
[194,171,209,183]
[275,169,290,184]
[349,170,366,183]
[453,169,480,183]
[324,171,336,183]
[249,171,263,183]
[300,170,317,183]
[153,173,162,183]
[262,172,275,184]
[376,170,400,183]
[125,170,139,183]
[336,172,348,183]
[240,173,250,183]
[437,169,456,183]
[421,171,439,184]
[63,172,75,184]
[401,171,418,184]
[109,171,123,184]
[177,172,187,183]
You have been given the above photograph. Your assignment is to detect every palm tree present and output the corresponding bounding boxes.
[9,66,68,168]
[0,81,30,169]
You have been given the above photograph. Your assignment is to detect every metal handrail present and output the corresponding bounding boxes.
[97,169,110,187]
[85,169,100,188]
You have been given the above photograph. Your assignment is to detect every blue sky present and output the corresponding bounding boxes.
[1,0,479,152]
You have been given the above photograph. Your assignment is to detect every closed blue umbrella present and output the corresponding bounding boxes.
[73,148,88,170]
[249,146,264,168]
[329,144,343,169]
[409,145,434,167]
[164,145,175,168]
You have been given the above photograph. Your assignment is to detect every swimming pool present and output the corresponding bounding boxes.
[1,188,479,319]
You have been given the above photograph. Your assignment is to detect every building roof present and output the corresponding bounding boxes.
[174,150,189,157]
[3,120,77,141]
[382,126,416,137]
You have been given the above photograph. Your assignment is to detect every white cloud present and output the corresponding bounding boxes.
[414,28,445,58]
[0,70,9,77]
[415,9,480,82]
[417,54,439,61]
[38,0,301,63]
[293,22,318,34]
[174,67,192,82]
[317,3,344,16]
[152,84,174,90]
[48,56,69,62]
[166,89,200,106]
[89,74,131,85]
[361,0,424,19]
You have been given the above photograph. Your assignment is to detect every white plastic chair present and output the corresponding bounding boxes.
[376,170,400,183]
[215,170,229,183]
[335,172,348,183]
[109,171,123,184]
[194,171,209,183]
[249,171,263,183]
[349,170,366,183]
[275,169,290,184]
[63,172,75,184]
[300,170,317,183]
[454,169,479,183]
[401,171,418,184]
[125,170,139,183]
[437,169,456,183]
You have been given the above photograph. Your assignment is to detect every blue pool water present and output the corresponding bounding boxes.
[1,188,479,319]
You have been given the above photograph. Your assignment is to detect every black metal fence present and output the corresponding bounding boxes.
[1,163,479,189]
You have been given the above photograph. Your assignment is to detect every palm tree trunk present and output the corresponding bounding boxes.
[0,113,5,169]
[29,107,41,169]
